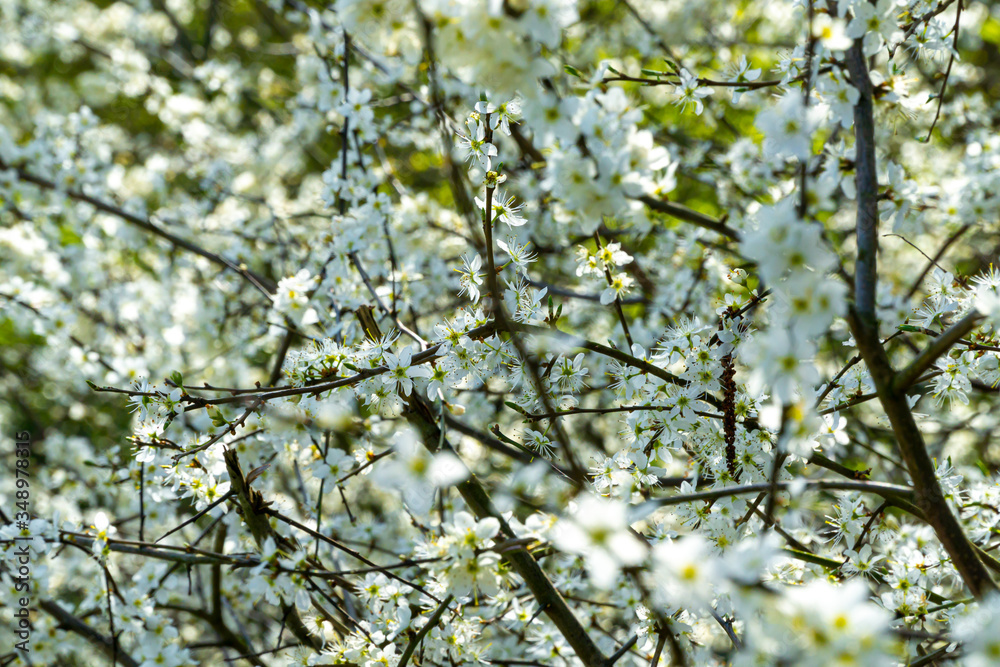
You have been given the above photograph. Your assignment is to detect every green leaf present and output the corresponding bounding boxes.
[208,406,228,428]
[983,16,1000,46]
[59,223,83,246]
[505,401,528,415]
[490,424,532,452]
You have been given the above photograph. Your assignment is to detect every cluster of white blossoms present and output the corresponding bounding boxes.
[576,241,635,305]
[273,269,321,326]
[7,0,1000,666]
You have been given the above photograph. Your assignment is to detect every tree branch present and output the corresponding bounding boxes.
[844,43,879,324]
[893,310,983,392]
[633,479,915,520]
[405,401,609,667]
[398,595,454,667]
[636,195,741,240]
[843,38,995,597]
[2,160,277,296]
[39,599,140,667]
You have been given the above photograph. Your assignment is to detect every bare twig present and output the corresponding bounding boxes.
[921,0,963,142]
[398,595,454,667]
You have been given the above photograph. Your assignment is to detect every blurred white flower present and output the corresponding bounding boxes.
[552,495,646,589]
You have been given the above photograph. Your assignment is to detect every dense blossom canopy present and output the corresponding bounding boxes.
[3,0,1000,665]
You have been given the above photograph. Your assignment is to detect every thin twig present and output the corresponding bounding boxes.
[398,596,454,667]
[921,0,963,142]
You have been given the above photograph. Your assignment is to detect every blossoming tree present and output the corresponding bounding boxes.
[4,0,1000,665]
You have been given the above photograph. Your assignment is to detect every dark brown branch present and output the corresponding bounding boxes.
[893,311,983,392]
[404,399,609,667]
[39,599,140,667]
[637,195,741,240]
[844,33,994,596]
[844,43,879,322]
[1,160,276,296]
[398,595,454,667]
[634,479,915,517]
